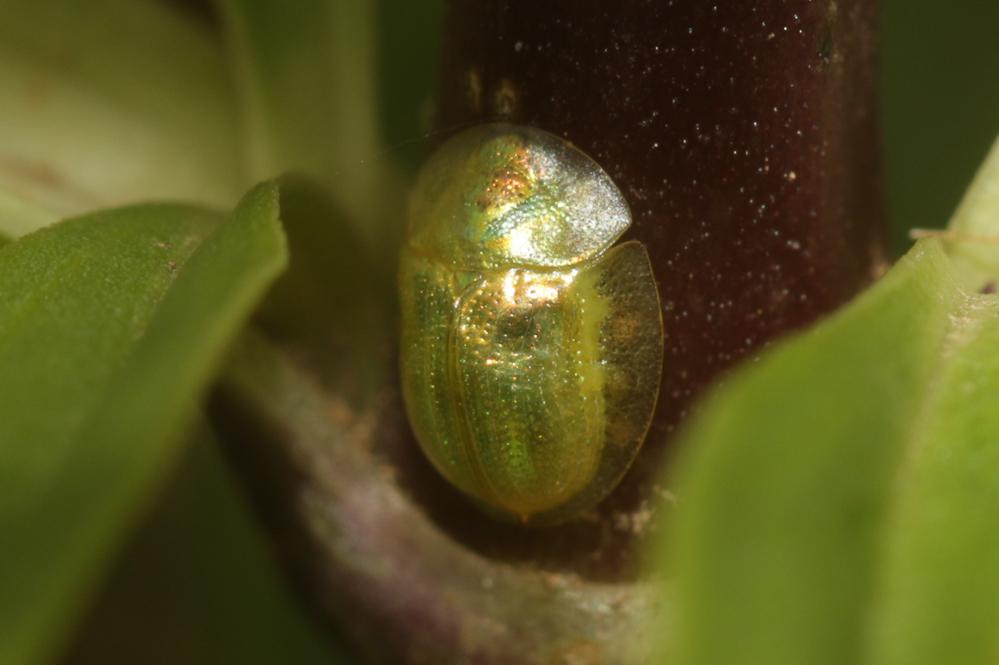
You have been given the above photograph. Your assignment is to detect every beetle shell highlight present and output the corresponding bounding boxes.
[399,124,663,525]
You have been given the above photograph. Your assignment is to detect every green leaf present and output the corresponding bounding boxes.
[216,0,382,229]
[867,139,999,665]
[0,183,287,665]
[0,188,57,243]
[868,281,999,665]
[939,134,999,288]
[659,136,999,665]
[67,427,348,665]
[0,0,242,216]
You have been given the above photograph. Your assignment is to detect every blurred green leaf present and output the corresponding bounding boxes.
[660,136,999,665]
[868,292,999,665]
[216,0,383,230]
[0,0,241,216]
[66,426,346,665]
[0,183,287,665]
[941,135,999,288]
[866,142,999,665]
[0,188,57,242]
[663,241,958,665]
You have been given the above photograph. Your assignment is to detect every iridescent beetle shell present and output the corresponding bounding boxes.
[399,124,663,525]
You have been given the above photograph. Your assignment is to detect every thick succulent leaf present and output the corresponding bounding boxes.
[868,280,999,665]
[867,139,999,664]
[660,136,999,665]
[941,135,999,288]
[216,0,382,230]
[0,184,286,665]
[0,0,241,216]
[663,241,957,665]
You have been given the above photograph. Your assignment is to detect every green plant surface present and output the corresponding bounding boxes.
[66,428,344,665]
[867,139,999,665]
[868,285,999,665]
[0,188,57,243]
[660,137,999,665]
[216,0,383,232]
[0,183,287,665]
[942,137,999,288]
[0,0,241,217]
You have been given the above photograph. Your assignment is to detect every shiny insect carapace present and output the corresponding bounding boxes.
[399,124,663,525]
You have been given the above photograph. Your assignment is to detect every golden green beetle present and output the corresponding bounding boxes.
[399,124,663,525]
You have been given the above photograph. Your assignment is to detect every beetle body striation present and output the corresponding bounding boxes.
[399,124,663,525]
